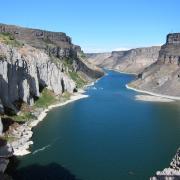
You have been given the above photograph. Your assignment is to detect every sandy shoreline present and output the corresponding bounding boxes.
[11,74,105,156]
[30,91,88,128]
[126,84,180,101]
[108,68,138,75]
[135,95,174,102]
[12,90,89,156]
[13,72,179,156]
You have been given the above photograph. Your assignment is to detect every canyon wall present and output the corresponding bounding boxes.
[86,53,111,66]
[128,33,180,98]
[86,47,160,74]
[0,24,103,114]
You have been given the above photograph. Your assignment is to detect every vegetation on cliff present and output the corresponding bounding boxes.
[34,89,58,108]
[0,32,22,47]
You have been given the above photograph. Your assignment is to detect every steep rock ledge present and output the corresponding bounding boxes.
[0,23,104,177]
[85,53,111,66]
[128,33,180,98]
[150,148,180,180]
[86,47,160,74]
[0,43,75,113]
[0,23,104,81]
[0,23,104,113]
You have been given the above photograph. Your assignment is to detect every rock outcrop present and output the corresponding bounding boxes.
[86,47,160,74]
[0,23,73,58]
[128,33,180,98]
[86,53,111,66]
[0,23,104,179]
[150,148,180,180]
[0,23,103,79]
[0,118,3,135]
[0,43,75,113]
[0,139,13,178]
[0,23,103,113]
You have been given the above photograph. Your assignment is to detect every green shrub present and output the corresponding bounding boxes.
[69,71,86,88]
[34,88,57,108]
[0,53,6,60]
[0,32,22,47]
[12,112,36,122]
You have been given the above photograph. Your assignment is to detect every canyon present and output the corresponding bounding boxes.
[0,23,103,179]
[86,46,161,74]
[0,23,103,114]
[87,33,180,99]
[86,33,180,180]
[128,33,180,99]
[0,23,180,180]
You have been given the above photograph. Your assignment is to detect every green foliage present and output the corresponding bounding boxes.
[69,71,86,88]
[0,32,22,47]
[63,57,73,65]
[3,135,17,142]
[62,59,72,70]
[34,88,57,108]
[0,53,6,60]
[79,52,86,58]
[60,92,71,101]
[12,112,36,122]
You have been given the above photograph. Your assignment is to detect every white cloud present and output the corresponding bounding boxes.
[82,47,111,53]
[82,46,131,53]
[82,44,163,53]
[113,47,131,51]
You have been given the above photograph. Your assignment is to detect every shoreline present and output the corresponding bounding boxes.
[126,84,180,101]
[135,95,174,102]
[107,68,138,75]
[7,70,180,179]
[124,73,180,178]
[30,90,88,128]
[10,73,105,156]
[10,90,89,156]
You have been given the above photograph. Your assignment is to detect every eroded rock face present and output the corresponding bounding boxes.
[0,118,3,135]
[86,53,111,66]
[0,23,104,113]
[86,47,160,74]
[150,148,180,180]
[129,33,180,97]
[0,23,104,80]
[0,99,4,114]
[0,43,75,112]
[0,23,72,58]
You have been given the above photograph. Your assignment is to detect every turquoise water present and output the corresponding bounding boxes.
[13,71,180,180]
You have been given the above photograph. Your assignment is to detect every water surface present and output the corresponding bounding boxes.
[14,71,180,180]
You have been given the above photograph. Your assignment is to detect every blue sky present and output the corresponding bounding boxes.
[0,0,180,52]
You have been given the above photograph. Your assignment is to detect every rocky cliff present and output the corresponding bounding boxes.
[0,43,76,113]
[0,23,73,57]
[128,33,180,98]
[86,53,111,66]
[86,47,160,74]
[150,148,180,180]
[0,23,103,114]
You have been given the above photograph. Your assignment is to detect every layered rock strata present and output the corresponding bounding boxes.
[128,33,180,98]
[86,47,160,74]
[0,23,103,113]
[0,43,75,113]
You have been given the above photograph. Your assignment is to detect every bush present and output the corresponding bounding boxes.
[12,112,36,122]
[0,32,22,47]
[34,88,57,108]
[69,71,86,88]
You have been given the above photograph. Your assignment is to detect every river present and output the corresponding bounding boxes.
[12,71,180,180]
